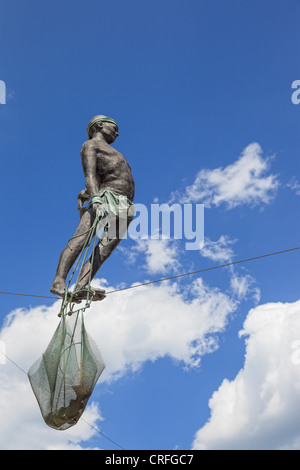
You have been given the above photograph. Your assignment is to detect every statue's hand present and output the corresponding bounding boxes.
[92,202,100,216]
[77,189,90,211]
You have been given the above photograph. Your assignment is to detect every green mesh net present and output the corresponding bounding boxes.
[28,202,111,430]
[28,311,105,430]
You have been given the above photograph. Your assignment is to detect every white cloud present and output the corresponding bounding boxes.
[180,142,279,209]
[200,236,260,303]
[119,238,181,274]
[72,277,236,377]
[230,271,261,303]
[142,239,180,274]
[192,299,300,450]
[0,276,238,449]
[287,177,300,196]
[200,235,236,263]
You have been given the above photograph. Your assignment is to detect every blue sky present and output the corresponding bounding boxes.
[1,0,300,450]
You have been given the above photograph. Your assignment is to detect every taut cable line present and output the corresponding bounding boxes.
[0,245,300,300]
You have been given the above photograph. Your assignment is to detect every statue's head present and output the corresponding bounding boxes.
[86,115,119,143]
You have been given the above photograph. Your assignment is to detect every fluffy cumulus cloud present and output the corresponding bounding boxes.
[287,177,300,196]
[181,142,279,209]
[192,299,300,450]
[200,235,260,302]
[200,235,236,263]
[229,271,260,302]
[119,238,181,274]
[0,276,238,450]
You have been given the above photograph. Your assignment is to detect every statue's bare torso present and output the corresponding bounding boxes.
[81,139,135,202]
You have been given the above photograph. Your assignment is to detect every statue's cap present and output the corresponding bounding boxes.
[86,115,118,138]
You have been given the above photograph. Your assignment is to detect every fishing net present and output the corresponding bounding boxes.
[28,311,105,430]
[28,190,134,430]
[28,198,109,430]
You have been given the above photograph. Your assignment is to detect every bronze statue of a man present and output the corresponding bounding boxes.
[50,115,135,301]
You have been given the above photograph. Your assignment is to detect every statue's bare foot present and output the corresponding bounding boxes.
[73,287,106,302]
[50,281,83,304]
[50,281,67,298]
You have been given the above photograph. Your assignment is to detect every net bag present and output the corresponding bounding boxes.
[28,199,110,430]
[28,311,105,430]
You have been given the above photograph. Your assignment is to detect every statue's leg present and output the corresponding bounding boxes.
[50,209,94,296]
[76,214,131,291]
